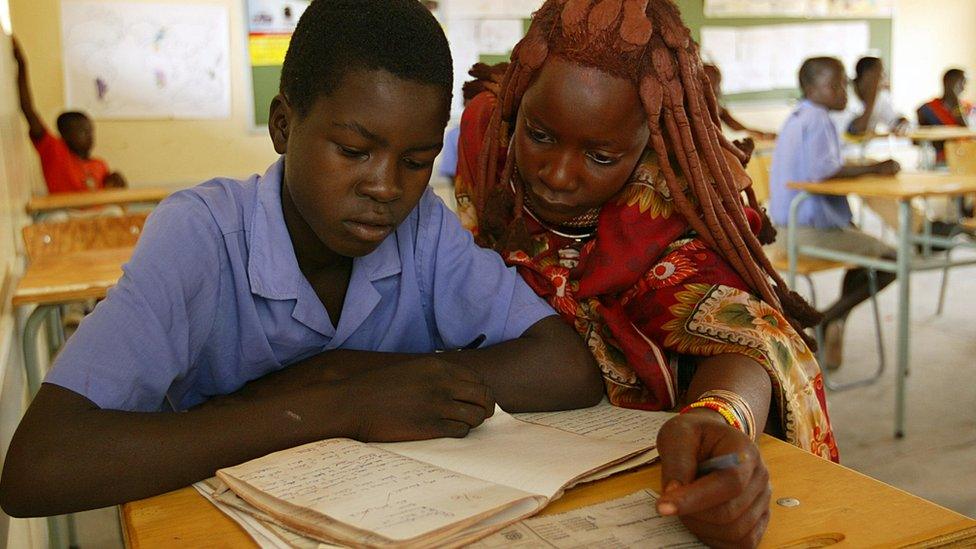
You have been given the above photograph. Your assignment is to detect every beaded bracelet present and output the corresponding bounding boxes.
[680,399,743,432]
[699,390,757,440]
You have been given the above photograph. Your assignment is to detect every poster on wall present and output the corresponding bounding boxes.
[246,0,309,126]
[704,0,893,18]
[60,1,231,119]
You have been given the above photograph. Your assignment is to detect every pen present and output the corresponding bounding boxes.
[695,452,745,478]
[460,334,486,350]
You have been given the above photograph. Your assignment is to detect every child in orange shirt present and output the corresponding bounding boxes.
[13,38,126,193]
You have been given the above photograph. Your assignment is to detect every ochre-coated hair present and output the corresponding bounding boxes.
[473,0,821,335]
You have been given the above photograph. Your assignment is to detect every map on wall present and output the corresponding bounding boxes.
[704,0,894,18]
[60,1,231,119]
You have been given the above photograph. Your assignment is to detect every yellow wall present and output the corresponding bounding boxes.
[9,0,976,188]
[10,0,279,189]
[890,0,976,116]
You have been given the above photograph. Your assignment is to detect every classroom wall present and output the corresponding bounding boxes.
[9,0,280,189]
[890,0,976,118]
[11,0,976,189]
[0,31,47,549]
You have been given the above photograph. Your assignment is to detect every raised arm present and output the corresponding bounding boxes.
[847,81,879,136]
[11,38,46,140]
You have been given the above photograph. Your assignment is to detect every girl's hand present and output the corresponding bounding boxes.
[656,409,771,548]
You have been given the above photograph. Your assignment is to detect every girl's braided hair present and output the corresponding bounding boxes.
[472,0,822,338]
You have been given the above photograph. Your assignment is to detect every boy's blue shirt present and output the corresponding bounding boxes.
[769,99,853,229]
[45,158,556,412]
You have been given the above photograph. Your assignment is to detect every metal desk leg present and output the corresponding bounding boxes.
[787,192,811,289]
[22,305,55,396]
[895,199,913,438]
[45,306,64,357]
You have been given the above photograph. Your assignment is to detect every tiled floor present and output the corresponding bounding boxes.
[71,241,976,547]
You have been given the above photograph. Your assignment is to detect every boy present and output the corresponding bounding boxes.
[917,69,975,164]
[768,57,897,370]
[832,56,909,138]
[13,38,127,193]
[0,0,602,518]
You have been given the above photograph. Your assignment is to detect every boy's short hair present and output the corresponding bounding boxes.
[55,111,89,135]
[280,0,453,117]
[799,57,841,92]
[854,56,882,81]
[944,68,965,86]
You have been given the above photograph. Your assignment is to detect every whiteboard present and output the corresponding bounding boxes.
[60,1,231,119]
[701,22,870,94]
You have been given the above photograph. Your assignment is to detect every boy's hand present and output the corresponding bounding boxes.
[732,137,755,163]
[104,172,127,188]
[342,359,495,442]
[655,410,771,548]
[862,72,882,104]
[874,159,901,176]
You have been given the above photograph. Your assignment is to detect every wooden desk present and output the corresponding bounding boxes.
[120,436,976,548]
[26,187,173,216]
[786,173,976,437]
[13,247,132,307]
[907,127,976,142]
[789,173,976,200]
[13,247,134,395]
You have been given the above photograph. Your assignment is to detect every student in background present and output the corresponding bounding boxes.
[832,56,909,138]
[457,1,839,545]
[0,0,602,518]
[703,64,776,140]
[13,38,127,193]
[917,68,974,164]
[769,57,898,371]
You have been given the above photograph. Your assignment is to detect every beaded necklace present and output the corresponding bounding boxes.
[510,171,599,268]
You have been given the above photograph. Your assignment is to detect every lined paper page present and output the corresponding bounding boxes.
[218,438,536,543]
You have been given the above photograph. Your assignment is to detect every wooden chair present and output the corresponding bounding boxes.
[769,252,885,391]
[745,153,773,206]
[22,212,148,262]
[936,140,976,314]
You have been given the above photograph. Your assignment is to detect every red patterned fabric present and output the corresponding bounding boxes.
[455,91,839,462]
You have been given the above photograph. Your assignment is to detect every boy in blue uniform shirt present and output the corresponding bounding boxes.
[768,57,898,369]
[0,0,602,517]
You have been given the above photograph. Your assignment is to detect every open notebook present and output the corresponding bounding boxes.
[211,401,671,548]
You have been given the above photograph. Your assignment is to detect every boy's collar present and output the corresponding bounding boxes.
[799,98,830,112]
[246,157,401,302]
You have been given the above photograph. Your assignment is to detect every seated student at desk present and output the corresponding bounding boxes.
[770,57,898,370]
[832,56,909,140]
[13,38,127,194]
[703,63,777,140]
[0,0,602,518]
[917,68,975,164]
